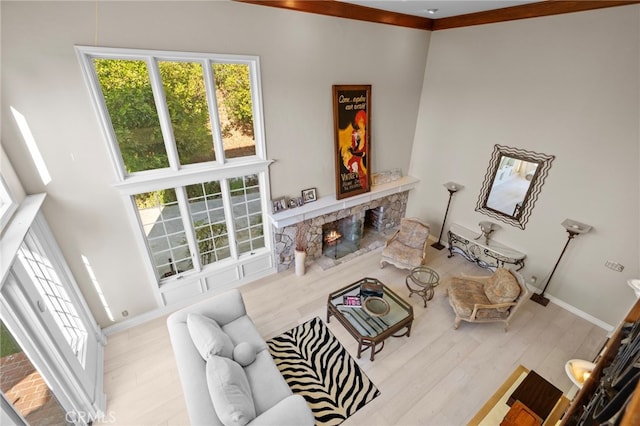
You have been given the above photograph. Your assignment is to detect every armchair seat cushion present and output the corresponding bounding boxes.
[447,279,487,317]
[446,268,528,331]
[447,279,507,319]
[383,240,424,269]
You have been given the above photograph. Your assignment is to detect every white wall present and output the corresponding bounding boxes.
[407,5,640,327]
[1,145,26,204]
[1,1,429,326]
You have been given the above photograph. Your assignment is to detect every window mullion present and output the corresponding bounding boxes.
[176,187,202,272]
[204,60,225,165]
[249,60,266,160]
[147,58,180,171]
[220,179,238,259]
[258,172,272,251]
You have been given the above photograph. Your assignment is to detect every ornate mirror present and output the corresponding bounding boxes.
[476,145,554,229]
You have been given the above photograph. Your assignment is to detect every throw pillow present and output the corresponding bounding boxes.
[187,313,234,360]
[233,342,257,367]
[206,355,256,426]
[484,268,521,311]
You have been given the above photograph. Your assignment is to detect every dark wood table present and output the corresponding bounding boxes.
[507,370,563,421]
[327,278,413,361]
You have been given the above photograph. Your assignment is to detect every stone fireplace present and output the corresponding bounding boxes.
[272,191,410,272]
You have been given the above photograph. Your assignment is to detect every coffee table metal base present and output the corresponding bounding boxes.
[327,278,413,361]
[327,311,412,361]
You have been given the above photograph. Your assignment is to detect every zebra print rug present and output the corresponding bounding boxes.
[267,317,380,425]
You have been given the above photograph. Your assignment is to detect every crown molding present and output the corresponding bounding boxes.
[433,0,640,30]
[234,0,433,30]
[234,0,639,31]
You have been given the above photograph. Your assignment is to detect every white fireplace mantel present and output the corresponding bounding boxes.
[268,176,419,228]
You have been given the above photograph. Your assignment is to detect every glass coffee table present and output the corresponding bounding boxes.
[327,277,413,361]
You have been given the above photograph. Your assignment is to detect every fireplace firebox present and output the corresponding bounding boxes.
[322,216,363,259]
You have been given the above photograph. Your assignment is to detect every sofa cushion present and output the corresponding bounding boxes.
[244,350,293,415]
[206,356,256,426]
[222,316,269,352]
[188,313,234,360]
[484,268,521,311]
[233,342,257,367]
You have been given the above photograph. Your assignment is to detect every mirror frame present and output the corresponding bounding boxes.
[476,144,554,230]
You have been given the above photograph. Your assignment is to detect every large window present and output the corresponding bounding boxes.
[76,47,270,284]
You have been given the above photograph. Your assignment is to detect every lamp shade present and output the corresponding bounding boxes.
[561,219,592,235]
[443,182,464,192]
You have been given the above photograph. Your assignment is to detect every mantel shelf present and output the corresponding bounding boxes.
[268,176,419,228]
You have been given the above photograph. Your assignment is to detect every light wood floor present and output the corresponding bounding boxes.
[99,245,608,425]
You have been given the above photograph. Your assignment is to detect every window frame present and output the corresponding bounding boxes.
[0,175,18,233]
[76,46,269,180]
[76,46,273,287]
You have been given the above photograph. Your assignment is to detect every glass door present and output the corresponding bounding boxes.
[0,321,69,425]
[1,209,106,424]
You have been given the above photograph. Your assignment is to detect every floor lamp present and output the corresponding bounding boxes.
[530,219,592,306]
[431,182,463,250]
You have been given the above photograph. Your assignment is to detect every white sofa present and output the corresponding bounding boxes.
[167,289,314,426]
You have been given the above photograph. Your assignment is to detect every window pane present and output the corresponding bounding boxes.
[213,63,256,159]
[229,175,264,255]
[158,61,216,165]
[134,189,192,279]
[186,181,231,266]
[16,232,89,366]
[93,59,168,173]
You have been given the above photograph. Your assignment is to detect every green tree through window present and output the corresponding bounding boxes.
[94,59,256,174]
[94,59,167,173]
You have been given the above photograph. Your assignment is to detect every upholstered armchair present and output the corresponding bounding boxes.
[380,217,430,271]
[446,268,529,331]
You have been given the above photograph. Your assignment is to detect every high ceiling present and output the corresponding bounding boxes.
[339,0,539,19]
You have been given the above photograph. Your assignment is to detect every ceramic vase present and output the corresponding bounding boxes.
[294,249,306,276]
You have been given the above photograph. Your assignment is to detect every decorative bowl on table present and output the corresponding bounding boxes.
[362,296,390,317]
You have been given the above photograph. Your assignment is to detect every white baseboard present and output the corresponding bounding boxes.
[102,300,181,336]
[526,285,614,332]
[546,294,614,332]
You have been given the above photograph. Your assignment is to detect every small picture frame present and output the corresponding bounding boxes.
[288,198,298,209]
[297,197,304,207]
[302,188,317,204]
[272,197,288,213]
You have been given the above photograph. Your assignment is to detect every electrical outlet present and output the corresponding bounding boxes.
[605,261,624,272]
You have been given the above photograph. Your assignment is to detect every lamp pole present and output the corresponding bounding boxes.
[530,219,592,307]
[432,182,463,251]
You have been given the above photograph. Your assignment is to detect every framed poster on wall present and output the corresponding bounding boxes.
[332,84,371,200]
